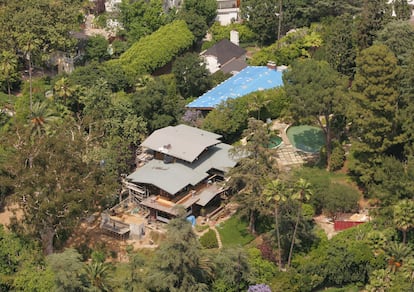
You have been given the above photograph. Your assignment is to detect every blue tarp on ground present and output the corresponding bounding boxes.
[186,66,284,109]
[187,215,196,226]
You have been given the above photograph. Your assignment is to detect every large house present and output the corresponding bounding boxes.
[201,36,247,75]
[216,0,241,25]
[125,125,238,223]
[187,64,285,111]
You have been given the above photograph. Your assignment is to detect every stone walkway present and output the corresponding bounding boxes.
[210,226,223,249]
[271,121,311,170]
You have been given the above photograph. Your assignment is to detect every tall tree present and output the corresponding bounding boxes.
[84,262,113,291]
[322,14,357,77]
[348,44,403,185]
[147,212,210,291]
[183,0,217,26]
[227,118,278,234]
[241,0,280,45]
[119,0,170,43]
[376,20,414,66]
[2,120,117,254]
[53,77,77,106]
[354,0,392,50]
[287,178,312,268]
[132,75,185,133]
[393,0,412,20]
[264,179,287,270]
[393,200,414,244]
[172,53,212,99]
[0,50,18,97]
[46,248,85,292]
[29,101,59,137]
[283,58,349,170]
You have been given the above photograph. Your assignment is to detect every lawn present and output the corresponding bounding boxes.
[216,215,254,247]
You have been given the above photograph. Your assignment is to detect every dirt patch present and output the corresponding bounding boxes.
[0,203,23,229]
[314,215,338,239]
[65,214,164,262]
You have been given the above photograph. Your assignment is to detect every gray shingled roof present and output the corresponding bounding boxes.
[141,124,222,163]
[127,143,237,195]
[202,39,246,65]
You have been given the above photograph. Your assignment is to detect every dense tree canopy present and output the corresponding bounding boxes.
[283,58,348,169]
[348,44,403,185]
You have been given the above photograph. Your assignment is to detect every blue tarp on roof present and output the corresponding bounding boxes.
[187,66,284,109]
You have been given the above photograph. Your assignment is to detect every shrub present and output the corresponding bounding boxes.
[199,229,218,249]
[329,142,345,171]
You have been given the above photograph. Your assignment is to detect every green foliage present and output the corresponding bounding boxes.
[173,53,212,99]
[1,118,118,253]
[199,229,219,249]
[293,167,360,215]
[393,0,412,20]
[46,248,85,292]
[348,44,402,186]
[212,248,250,292]
[179,9,209,43]
[320,14,356,77]
[183,0,218,26]
[216,215,255,247]
[117,20,194,78]
[283,58,348,169]
[132,75,184,133]
[329,142,345,171]
[69,61,133,93]
[209,22,257,44]
[247,248,277,285]
[0,50,19,95]
[241,0,280,45]
[250,26,323,66]
[85,35,110,62]
[0,0,82,72]
[354,0,392,50]
[147,215,210,291]
[376,20,414,66]
[119,0,171,43]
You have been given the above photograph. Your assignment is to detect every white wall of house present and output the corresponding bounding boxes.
[105,0,122,13]
[203,55,220,74]
[216,9,239,25]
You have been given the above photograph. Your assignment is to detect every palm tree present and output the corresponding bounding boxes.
[248,92,270,120]
[393,199,414,244]
[54,77,76,105]
[84,262,112,291]
[287,178,312,268]
[385,241,413,273]
[29,101,58,137]
[0,50,18,97]
[264,179,287,270]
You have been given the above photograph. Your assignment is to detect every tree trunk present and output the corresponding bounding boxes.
[325,115,332,171]
[287,203,301,268]
[275,204,282,270]
[28,54,33,113]
[249,209,256,235]
[402,230,407,245]
[41,226,55,255]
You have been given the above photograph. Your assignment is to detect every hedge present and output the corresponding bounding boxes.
[117,20,194,78]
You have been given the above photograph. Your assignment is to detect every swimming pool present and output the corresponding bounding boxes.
[286,125,325,153]
[268,135,283,149]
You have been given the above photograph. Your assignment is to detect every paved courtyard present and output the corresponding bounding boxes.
[271,120,318,171]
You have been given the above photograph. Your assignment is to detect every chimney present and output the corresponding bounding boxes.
[267,61,277,70]
[230,30,239,46]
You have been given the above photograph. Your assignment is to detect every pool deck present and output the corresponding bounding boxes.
[271,121,318,170]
